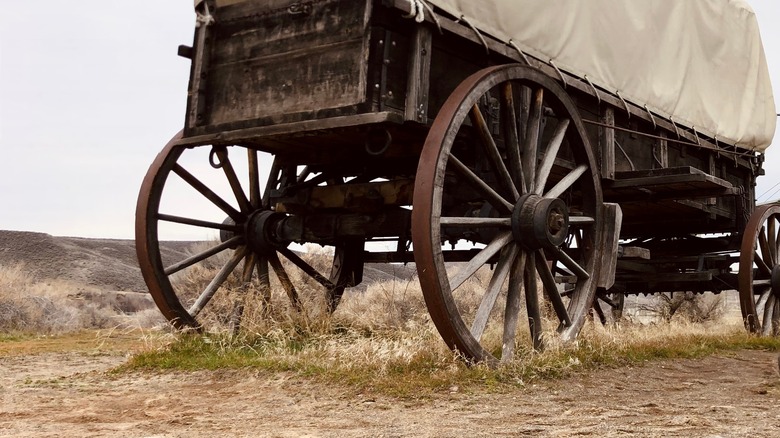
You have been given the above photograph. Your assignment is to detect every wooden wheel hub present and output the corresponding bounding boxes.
[511,194,569,250]
[246,210,286,256]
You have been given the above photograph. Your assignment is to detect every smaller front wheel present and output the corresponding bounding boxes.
[136,133,363,332]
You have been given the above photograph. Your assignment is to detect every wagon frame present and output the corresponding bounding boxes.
[136,0,777,365]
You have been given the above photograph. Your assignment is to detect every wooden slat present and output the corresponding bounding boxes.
[405,25,432,122]
[599,107,615,180]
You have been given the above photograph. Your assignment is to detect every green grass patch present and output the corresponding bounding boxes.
[117,322,780,398]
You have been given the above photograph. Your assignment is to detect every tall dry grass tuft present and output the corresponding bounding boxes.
[0,263,162,334]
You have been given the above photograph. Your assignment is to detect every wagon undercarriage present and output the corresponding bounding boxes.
[136,0,778,364]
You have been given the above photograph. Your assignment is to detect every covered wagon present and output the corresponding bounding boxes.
[137,0,777,364]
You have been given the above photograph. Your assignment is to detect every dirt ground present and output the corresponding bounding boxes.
[1,341,779,438]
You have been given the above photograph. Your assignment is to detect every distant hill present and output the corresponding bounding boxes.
[0,230,415,293]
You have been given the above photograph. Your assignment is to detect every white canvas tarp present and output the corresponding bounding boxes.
[425,0,775,151]
[197,0,776,151]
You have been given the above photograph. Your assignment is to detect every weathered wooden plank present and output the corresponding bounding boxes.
[599,107,616,179]
[597,203,622,289]
[201,0,372,127]
[619,246,651,259]
[177,112,404,147]
[405,25,433,122]
[207,39,368,126]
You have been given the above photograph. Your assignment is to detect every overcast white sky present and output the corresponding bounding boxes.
[1,1,779,239]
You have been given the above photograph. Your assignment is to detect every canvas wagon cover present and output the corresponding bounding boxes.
[426,0,776,152]
[198,0,776,151]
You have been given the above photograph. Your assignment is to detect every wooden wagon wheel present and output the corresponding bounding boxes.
[739,204,780,336]
[412,64,603,364]
[136,132,362,331]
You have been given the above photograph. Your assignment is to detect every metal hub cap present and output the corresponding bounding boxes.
[511,194,569,250]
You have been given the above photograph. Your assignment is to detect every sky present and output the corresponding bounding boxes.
[1,1,779,239]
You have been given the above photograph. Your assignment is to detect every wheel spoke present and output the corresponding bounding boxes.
[470,244,519,342]
[756,288,771,312]
[277,246,336,290]
[772,298,780,336]
[552,246,590,280]
[448,154,514,214]
[470,104,519,201]
[501,251,527,362]
[164,236,244,276]
[769,218,777,265]
[525,251,542,350]
[544,164,587,200]
[229,252,257,330]
[256,256,272,309]
[248,149,262,209]
[754,251,772,277]
[774,216,780,261]
[761,294,776,336]
[440,217,512,227]
[758,226,773,268]
[522,88,544,192]
[157,213,241,232]
[449,231,514,291]
[534,118,570,196]
[173,164,242,221]
[267,251,302,311]
[214,148,252,213]
[263,158,281,209]
[535,249,571,327]
[188,246,247,317]
[501,82,526,194]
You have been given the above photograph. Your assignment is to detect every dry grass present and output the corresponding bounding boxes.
[121,251,780,396]
[0,263,163,334]
[3,252,778,396]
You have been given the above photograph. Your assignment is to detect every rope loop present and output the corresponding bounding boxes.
[196,2,214,27]
[584,75,600,105]
[403,0,426,23]
[459,15,489,55]
[548,59,568,88]
[507,40,531,65]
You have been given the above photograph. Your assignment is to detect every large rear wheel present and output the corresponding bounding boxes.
[412,65,603,365]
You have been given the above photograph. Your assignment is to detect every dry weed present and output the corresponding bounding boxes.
[0,263,159,334]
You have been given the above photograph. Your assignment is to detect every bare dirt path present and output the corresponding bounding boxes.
[1,346,778,437]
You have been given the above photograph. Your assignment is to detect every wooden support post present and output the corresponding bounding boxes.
[187,0,215,130]
[655,131,669,169]
[405,25,432,122]
[597,202,623,289]
[707,152,717,205]
[599,107,616,180]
